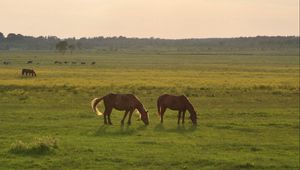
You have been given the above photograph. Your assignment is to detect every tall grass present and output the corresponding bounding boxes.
[10,136,58,155]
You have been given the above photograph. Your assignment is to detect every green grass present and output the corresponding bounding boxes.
[0,51,299,169]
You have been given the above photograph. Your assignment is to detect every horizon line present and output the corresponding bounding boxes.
[1,32,299,40]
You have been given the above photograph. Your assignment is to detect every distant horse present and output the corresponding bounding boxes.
[64,61,68,64]
[27,61,33,64]
[91,62,96,65]
[91,93,149,125]
[54,61,62,64]
[3,61,10,65]
[157,94,197,125]
[22,69,36,77]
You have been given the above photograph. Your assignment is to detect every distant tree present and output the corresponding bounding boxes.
[0,32,4,40]
[68,44,75,54]
[7,33,23,41]
[56,41,68,54]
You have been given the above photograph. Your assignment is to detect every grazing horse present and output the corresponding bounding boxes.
[22,69,36,77]
[27,60,33,64]
[157,94,197,125]
[91,93,149,125]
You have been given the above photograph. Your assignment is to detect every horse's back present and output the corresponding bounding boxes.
[104,93,139,110]
[104,93,137,103]
[158,94,186,101]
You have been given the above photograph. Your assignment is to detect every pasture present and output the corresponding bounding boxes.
[0,51,299,169]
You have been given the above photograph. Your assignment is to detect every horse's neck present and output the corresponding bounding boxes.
[136,103,146,113]
[186,101,195,113]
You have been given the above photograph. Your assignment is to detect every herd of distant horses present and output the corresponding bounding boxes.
[3,60,96,77]
[92,93,198,126]
[3,60,96,65]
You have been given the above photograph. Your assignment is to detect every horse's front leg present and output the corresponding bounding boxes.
[177,111,182,125]
[121,110,129,125]
[127,110,134,125]
[108,113,113,125]
[182,110,186,124]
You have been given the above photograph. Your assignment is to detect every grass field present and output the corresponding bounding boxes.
[0,51,299,169]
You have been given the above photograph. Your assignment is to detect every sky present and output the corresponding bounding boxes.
[0,0,299,39]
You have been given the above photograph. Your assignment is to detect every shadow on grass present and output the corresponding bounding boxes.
[153,124,197,133]
[94,124,143,136]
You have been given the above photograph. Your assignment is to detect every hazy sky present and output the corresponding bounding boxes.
[0,0,299,39]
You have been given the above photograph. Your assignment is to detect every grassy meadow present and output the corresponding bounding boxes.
[0,51,299,169]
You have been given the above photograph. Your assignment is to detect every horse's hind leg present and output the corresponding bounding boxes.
[104,114,108,124]
[121,110,129,125]
[103,108,112,125]
[160,107,166,124]
[177,111,182,125]
[182,110,186,124]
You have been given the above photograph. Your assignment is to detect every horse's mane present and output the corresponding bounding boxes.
[184,96,196,114]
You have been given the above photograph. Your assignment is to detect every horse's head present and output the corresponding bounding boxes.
[189,111,197,125]
[140,110,149,125]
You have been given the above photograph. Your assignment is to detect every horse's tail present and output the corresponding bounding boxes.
[91,97,104,116]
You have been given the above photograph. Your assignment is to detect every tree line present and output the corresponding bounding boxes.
[0,32,299,52]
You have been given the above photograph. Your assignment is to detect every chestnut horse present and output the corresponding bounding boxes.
[157,94,197,125]
[22,69,36,77]
[91,93,149,125]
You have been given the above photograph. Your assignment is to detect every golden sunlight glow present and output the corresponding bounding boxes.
[0,0,298,38]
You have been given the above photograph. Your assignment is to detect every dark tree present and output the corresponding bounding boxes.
[56,41,68,54]
[6,33,24,41]
[0,32,4,40]
[68,44,75,54]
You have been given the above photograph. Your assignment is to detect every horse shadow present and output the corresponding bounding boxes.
[93,123,196,136]
[94,124,148,136]
[154,123,198,134]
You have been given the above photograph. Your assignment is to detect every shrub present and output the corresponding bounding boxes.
[6,89,28,96]
[9,136,58,155]
[9,140,29,153]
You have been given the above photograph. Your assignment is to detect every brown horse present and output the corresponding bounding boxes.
[91,93,149,125]
[22,69,36,77]
[157,94,197,125]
